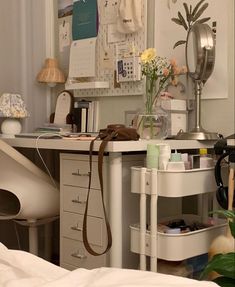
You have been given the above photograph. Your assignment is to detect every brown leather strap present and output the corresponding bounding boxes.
[82,136,112,256]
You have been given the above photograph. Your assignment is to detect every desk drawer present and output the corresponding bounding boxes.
[61,237,107,269]
[61,159,100,189]
[62,185,103,217]
[61,211,104,247]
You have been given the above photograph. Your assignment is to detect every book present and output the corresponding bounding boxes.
[73,100,99,133]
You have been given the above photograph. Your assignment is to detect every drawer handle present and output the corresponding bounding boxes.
[71,226,83,232]
[72,170,90,177]
[71,198,86,204]
[71,252,87,260]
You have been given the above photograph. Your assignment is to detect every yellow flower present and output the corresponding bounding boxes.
[141,48,157,63]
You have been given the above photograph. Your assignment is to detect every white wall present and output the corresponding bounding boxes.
[55,0,234,136]
[202,0,234,137]
[0,0,48,132]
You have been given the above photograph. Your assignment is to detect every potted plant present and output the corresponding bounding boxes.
[200,210,235,287]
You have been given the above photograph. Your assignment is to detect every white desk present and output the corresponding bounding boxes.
[2,137,216,267]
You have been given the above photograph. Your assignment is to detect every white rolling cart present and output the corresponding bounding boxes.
[130,166,228,272]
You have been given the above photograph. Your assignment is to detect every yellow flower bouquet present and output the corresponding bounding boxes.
[140,48,187,114]
[137,48,187,139]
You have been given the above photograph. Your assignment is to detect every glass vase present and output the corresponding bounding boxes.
[136,105,168,140]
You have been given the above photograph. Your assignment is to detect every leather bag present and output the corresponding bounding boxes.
[82,124,139,256]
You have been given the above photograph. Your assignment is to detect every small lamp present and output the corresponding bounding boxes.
[0,93,29,137]
[36,58,65,87]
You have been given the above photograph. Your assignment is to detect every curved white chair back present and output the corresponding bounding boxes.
[0,140,59,220]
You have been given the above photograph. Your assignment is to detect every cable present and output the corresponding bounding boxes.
[35,133,63,188]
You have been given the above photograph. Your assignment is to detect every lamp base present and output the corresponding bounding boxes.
[1,118,22,138]
[176,128,220,140]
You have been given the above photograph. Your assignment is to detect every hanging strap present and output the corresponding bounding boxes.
[82,136,112,256]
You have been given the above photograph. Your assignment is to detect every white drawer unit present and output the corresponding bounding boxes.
[61,158,100,189]
[62,211,105,246]
[61,237,107,270]
[60,153,108,270]
[62,185,103,217]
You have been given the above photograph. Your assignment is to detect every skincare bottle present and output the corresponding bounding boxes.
[158,144,171,170]
[146,144,159,169]
[199,148,213,168]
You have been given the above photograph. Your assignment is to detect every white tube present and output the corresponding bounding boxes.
[140,167,146,270]
[109,152,122,268]
[150,168,158,272]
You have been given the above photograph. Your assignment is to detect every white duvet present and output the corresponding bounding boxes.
[0,243,217,287]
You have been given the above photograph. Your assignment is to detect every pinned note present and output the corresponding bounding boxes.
[68,38,96,78]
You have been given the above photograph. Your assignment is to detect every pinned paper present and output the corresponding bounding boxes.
[72,0,98,40]
[68,38,96,77]
[100,47,113,70]
[100,0,119,24]
[59,21,71,52]
[107,24,126,43]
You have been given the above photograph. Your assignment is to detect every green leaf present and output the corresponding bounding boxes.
[193,3,209,22]
[210,210,235,219]
[213,277,235,287]
[229,221,235,238]
[173,40,186,49]
[178,11,188,30]
[201,253,235,279]
[171,17,183,26]
[192,0,205,17]
[195,17,211,24]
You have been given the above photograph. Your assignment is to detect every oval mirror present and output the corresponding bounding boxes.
[176,23,219,140]
[186,23,215,83]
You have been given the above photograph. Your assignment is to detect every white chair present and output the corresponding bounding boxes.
[0,139,59,256]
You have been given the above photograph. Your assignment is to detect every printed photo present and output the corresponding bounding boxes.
[58,0,73,18]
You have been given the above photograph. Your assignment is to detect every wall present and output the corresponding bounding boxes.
[202,0,234,137]
[55,0,234,136]
[0,0,49,132]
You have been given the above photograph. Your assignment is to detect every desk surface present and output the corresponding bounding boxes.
[1,137,217,152]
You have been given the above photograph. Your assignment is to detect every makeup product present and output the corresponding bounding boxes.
[146,144,159,168]
[158,144,171,170]
[170,150,182,162]
[189,154,200,169]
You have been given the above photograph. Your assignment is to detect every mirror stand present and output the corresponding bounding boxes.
[176,80,220,140]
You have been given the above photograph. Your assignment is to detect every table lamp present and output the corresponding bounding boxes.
[0,93,29,137]
[36,58,65,87]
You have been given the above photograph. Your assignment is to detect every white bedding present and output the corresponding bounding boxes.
[0,243,217,287]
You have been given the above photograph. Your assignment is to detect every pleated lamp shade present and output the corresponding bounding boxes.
[36,58,65,87]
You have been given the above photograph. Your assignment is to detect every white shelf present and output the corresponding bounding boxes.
[65,81,109,90]
[130,214,227,261]
[131,167,217,197]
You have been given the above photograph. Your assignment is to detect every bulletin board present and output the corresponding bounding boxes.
[57,0,147,98]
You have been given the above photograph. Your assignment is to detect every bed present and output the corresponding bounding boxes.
[0,242,217,287]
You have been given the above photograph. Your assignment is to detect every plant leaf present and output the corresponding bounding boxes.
[213,276,235,287]
[192,0,205,17]
[171,17,183,26]
[229,221,235,238]
[200,253,235,279]
[193,3,209,22]
[173,40,186,49]
[178,11,188,30]
[189,4,192,14]
[183,3,190,22]
[209,210,235,219]
[195,17,211,24]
